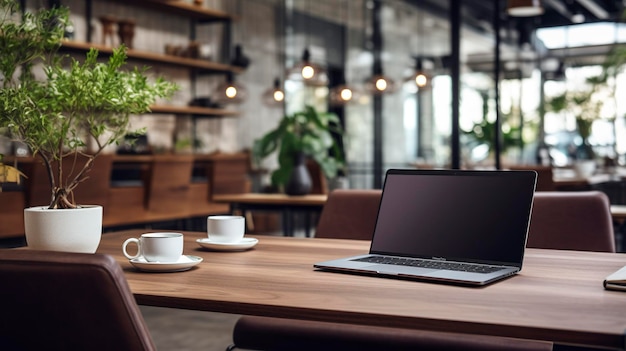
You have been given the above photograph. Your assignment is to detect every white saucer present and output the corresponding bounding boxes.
[129,255,203,273]
[196,237,259,251]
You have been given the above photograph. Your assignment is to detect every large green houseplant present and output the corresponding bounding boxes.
[253,105,345,194]
[0,0,177,252]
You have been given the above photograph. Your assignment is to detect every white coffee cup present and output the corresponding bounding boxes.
[207,215,245,243]
[122,232,184,262]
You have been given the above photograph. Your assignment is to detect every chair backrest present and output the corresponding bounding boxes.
[527,191,615,252]
[315,189,382,240]
[231,316,553,351]
[0,250,156,351]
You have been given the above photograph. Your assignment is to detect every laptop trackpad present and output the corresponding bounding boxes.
[367,264,438,276]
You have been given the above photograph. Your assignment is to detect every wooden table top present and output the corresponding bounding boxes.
[212,193,328,206]
[98,230,626,350]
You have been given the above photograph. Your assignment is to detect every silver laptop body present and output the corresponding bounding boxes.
[314,169,537,286]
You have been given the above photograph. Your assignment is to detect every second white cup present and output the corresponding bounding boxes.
[207,215,245,243]
[122,232,184,262]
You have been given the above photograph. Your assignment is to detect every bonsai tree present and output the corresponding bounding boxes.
[253,105,345,189]
[0,0,177,208]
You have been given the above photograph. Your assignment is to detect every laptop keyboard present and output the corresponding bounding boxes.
[353,256,503,274]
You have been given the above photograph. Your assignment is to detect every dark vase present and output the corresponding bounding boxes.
[285,152,312,196]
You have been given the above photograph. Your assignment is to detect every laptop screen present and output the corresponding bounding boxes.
[370,169,537,266]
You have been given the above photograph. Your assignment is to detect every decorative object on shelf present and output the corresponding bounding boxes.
[262,78,285,107]
[117,18,136,49]
[214,72,247,105]
[230,44,250,69]
[253,105,345,195]
[0,0,177,252]
[194,0,204,6]
[98,15,117,46]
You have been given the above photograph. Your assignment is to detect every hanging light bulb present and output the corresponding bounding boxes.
[330,84,360,106]
[214,73,247,105]
[405,58,430,89]
[364,74,397,95]
[288,48,328,87]
[262,78,285,107]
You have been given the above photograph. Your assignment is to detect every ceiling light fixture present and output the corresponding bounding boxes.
[330,1,359,105]
[214,73,247,105]
[364,67,397,95]
[507,0,544,17]
[262,78,285,107]
[406,58,430,89]
[405,8,430,90]
[288,48,329,86]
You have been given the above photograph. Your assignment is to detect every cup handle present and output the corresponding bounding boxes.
[122,238,141,260]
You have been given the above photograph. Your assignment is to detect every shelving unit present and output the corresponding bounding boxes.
[59,0,242,120]
[60,41,243,74]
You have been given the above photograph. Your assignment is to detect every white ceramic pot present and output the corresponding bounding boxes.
[24,205,103,253]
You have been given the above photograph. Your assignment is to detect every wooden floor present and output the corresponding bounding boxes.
[140,306,240,351]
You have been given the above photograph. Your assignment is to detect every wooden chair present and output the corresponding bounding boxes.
[314,189,382,240]
[26,153,113,207]
[527,191,615,252]
[145,154,193,214]
[0,250,156,350]
[229,190,553,351]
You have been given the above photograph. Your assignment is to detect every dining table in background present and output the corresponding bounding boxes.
[212,193,328,236]
[97,229,626,350]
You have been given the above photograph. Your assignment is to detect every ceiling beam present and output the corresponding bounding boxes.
[575,0,610,19]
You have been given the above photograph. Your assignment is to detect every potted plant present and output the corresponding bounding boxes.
[545,75,607,176]
[0,0,177,252]
[253,105,345,195]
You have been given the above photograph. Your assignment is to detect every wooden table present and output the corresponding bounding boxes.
[98,229,626,350]
[212,193,328,236]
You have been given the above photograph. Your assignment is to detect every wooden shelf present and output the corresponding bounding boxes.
[61,40,243,74]
[106,0,234,23]
[150,104,239,117]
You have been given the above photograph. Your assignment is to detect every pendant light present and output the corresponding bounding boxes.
[405,7,430,90]
[214,72,248,105]
[287,0,328,87]
[363,0,395,95]
[330,1,359,105]
[214,0,247,105]
[507,0,544,17]
[406,58,430,89]
[262,2,285,108]
[262,78,285,107]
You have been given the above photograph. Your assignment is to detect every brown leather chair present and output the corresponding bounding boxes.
[0,250,156,351]
[314,189,382,240]
[229,316,553,351]
[527,191,615,252]
[229,190,553,351]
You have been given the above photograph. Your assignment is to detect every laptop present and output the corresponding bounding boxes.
[314,168,537,286]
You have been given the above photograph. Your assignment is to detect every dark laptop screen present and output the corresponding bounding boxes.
[370,169,536,266]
